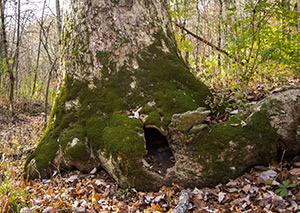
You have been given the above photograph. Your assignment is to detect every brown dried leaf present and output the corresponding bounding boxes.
[290,168,300,176]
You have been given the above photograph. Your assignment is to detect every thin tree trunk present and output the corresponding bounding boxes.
[0,0,6,89]
[217,0,223,68]
[32,0,46,98]
[38,21,58,127]
[0,0,4,89]
[294,3,298,30]
[53,0,61,80]
[14,0,21,97]
[194,1,201,74]
[0,0,14,116]
[44,57,57,130]
[55,0,61,42]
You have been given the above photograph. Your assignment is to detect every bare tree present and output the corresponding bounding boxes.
[31,0,47,97]
[0,0,15,115]
[14,0,21,97]
[55,0,61,41]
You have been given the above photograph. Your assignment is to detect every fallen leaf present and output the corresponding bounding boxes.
[218,192,226,203]
[260,170,277,181]
[290,168,300,176]
[90,168,97,174]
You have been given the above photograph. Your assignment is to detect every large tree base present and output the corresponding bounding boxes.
[23,0,300,192]
[25,89,300,191]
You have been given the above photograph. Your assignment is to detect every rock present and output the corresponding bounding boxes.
[171,107,210,132]
[189,124,207,133]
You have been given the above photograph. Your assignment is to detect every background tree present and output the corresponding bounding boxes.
[0,0,15,115]
[170,0,299,92]
[0,0,60,117]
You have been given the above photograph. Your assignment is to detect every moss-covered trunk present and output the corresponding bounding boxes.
[24,0,210,191]
[24,0,300,191]
[166,89,300,188]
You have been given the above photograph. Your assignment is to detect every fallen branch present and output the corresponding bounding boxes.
[175,23,244,66]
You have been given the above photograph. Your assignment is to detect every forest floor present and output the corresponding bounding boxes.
[1,81,300,212]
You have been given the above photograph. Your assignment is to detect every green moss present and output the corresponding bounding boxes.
[264,99,282,109]
[101,112,156,190]
[86,116,107,150]
[192,109,279,185]
[145,110,162,126]
[59,123,86,148]
[24,128,59,179]
[102,112,145,160]
[134,33,210,127]
[96,50,112,64]
[66,142,90,161]
[140,105,154,114]
[81,12,86,19]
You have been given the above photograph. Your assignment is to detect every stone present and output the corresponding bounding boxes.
[171,107,210,132]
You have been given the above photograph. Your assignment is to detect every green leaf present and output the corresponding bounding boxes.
[227,13,234,18]
[287,183,297,188]
[282,179,290,186]
[263,180,273,185]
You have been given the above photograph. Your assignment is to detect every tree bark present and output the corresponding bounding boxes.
[0,0,14,115]
[24,0,300,191]
[31,0,46,98]
[14,0,21,97]
[55,0,62,42]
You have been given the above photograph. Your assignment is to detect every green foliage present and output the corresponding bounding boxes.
[0,59,8,79]
[275,179,297,198]
[169,0,197,53]
[221,0,300,87]
[173,0,299,91]
[0,175,30,211]
[169,0,197,20]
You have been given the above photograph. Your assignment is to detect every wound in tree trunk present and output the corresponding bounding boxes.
[144,127,174,175]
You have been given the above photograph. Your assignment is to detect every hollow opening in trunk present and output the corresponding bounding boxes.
[143,127,175,175]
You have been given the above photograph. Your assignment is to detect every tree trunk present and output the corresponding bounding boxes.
[0,0,14,115]
[31,0,46,98]
[14,0,21,98]
[44,57,57,130]
[24,0,300,191]
[55,0,62,42]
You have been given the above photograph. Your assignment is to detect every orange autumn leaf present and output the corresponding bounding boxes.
[76,189,85,195]
[152,203,161,211]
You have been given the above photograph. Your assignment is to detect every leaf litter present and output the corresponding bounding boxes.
[1,96,300,212]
